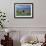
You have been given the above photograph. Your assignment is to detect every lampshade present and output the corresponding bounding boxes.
[5,29,10,33]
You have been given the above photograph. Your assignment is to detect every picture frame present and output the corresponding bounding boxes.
[14,3,33,18]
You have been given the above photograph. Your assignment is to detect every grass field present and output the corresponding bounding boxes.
[16,10,31,16]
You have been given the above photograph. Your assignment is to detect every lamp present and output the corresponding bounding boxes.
[5,29,10,33]
[5,29,10,37]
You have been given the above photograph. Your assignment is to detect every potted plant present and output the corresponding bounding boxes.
[0,11,6,28]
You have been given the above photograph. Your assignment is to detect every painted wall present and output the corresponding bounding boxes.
[0,0,46,27]
[0,0,46,46]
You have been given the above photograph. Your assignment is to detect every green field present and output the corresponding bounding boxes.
[16,10,31,16]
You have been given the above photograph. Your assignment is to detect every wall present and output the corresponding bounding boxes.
[0,0,46,27]
[0,0,46,46]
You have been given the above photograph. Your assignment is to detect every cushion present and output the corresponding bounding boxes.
[20,35,37,43]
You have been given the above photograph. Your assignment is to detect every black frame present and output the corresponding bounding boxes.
[14,3,33,18]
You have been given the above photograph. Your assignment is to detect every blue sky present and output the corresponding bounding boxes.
[16,5,31,10]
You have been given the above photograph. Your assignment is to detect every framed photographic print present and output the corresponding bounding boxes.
[14,3,33,18]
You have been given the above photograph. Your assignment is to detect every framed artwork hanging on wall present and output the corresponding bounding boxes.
[14,3,33,18]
